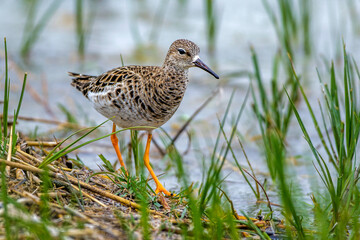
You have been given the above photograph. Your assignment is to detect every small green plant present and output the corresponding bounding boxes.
[204,0,218,56]
[1,37,27,157]
[20,0,62,58]
[288,43,360,238]
[157,90,272,238]
[250,47,299,179]
[250,46,307,238]
[75,0,85,57]
[75,0,97,58]
[0,37,59,239]
[261,0,312,57]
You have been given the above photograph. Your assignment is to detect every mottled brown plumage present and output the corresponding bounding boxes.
[69,39,218,196]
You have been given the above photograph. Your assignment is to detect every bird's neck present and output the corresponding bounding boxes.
[162,60,186,73]
[162,64,187,76]
[160,65,189,87]
[149,64,189,104]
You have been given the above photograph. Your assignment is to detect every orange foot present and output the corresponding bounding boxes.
[154,181,177,197]
[155,183,175,196]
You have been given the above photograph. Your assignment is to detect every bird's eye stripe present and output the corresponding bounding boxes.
[177,48,186,54]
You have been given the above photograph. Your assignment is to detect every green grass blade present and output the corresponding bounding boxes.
[251,47,268,110]
[1,38,10,156]
[21,0,62,57]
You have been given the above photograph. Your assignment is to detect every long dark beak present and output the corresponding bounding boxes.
[193,58,219,79]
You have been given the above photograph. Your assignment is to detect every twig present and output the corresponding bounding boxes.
[218,187,258,221]
[0,114,84,129]
[11,155,40,169]
[26,141,59,147]
[236,222,267,229]
[256,200,281,207]
[0,159,164,216]
[54,178,107,208]
[241,167,273,214]
[16,148,57,172]
[16,189,122,238]
[71,183,107,208]
[16,147,43,164]
[0,158,55,175]
[38,192,68,198]
[16,147,72,173]
[16,190,99,226]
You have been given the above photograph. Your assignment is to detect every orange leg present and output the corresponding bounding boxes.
[144,133,172,196]
[111,123,127,171]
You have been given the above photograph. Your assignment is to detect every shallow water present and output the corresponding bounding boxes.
[1,0,359,217]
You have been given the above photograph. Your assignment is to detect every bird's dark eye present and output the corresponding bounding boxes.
[177,48,186,55]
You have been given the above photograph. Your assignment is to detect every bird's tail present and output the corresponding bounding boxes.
[69,72,95,98]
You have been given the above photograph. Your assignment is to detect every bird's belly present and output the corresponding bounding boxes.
[91,99,173,130]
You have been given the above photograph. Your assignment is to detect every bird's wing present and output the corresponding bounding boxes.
[89,66,146,93]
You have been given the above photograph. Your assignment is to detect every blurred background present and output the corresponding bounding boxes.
[1,0,360,215]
